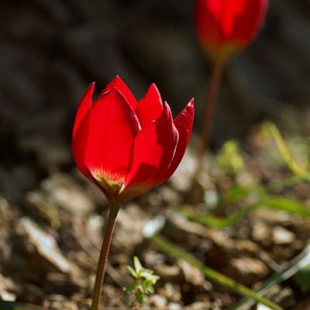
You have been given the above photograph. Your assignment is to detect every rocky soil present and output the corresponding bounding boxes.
[1,1,310,309]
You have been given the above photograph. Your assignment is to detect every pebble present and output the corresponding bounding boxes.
[272,226,295,245]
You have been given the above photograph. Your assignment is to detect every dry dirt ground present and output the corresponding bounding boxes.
[1,1,310,309]
[1,133,310,310]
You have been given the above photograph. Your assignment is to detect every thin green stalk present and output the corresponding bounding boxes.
[263,121,306,176]
[150,234,282,310]
[91,205,121,310]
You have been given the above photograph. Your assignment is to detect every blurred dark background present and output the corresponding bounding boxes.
[0,0,310,200]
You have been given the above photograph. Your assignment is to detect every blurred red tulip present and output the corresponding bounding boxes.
[72,76,194,205]
[195,0,268,66]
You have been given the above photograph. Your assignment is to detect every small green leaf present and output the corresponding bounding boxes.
[223,185,252,204]
[143,283,155,294]
[133,256,143,274]
[140,271,160,284]
[125,256,160,307]
[215,140,244,175]
[127,265,137,278]
[136,291,147,303]
[124,281,138,293]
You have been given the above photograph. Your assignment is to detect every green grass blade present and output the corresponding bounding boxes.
[181,204,258,229]
[150,234,282,310]
[232,244,310,309]
[261,195,310,217]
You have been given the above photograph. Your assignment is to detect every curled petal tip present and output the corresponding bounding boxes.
[80,82,95,104]
[188,99,195,114]
[187,98,195,107]
[181,98,195,118]
[102,75,137,110]
[147,83,160,95]
[135,83,163,128]
[113,75,122,83]
[86,82,95,96]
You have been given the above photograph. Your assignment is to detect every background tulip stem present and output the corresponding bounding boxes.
[91,204,121,310]
[192,64,223,205]
[198,64,223,157]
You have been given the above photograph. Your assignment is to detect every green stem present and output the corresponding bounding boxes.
[150,234,282,310]
[91,204,121,310]
[198,64,223,157]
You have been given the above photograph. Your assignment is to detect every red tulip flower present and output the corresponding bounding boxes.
[72,76,194,206]
[72,76,194,310]
[193,0,268,205]
[195,0,268,66]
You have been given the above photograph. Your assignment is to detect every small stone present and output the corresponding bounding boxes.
[228,257,268,285]
[257,304,273,310]
[41,172,95,215]
[272,226,295,245]
[148,294,167,309]
[158,283,181,302]
[252,222,271,243]
[187,301,212,309]
[16,217,76,274]
[167,302,182,310]
[0,274,15,301]
[178,260,205,286]
[264,285,295,308]
[156,263,182,282]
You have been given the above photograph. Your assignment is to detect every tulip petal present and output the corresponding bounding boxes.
[207,0,245,38]
[72,88,140,200]
[135,84,163,128]
[72,82,95,139]
[196,0,268,49]
[124,102,178,189]
[99,76,137,111]
[166,99,195,178]
[195,0,221,47]
[232,0,268,46]
[72,83,95,177]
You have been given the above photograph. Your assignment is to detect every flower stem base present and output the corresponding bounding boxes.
[91,204,121,310]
